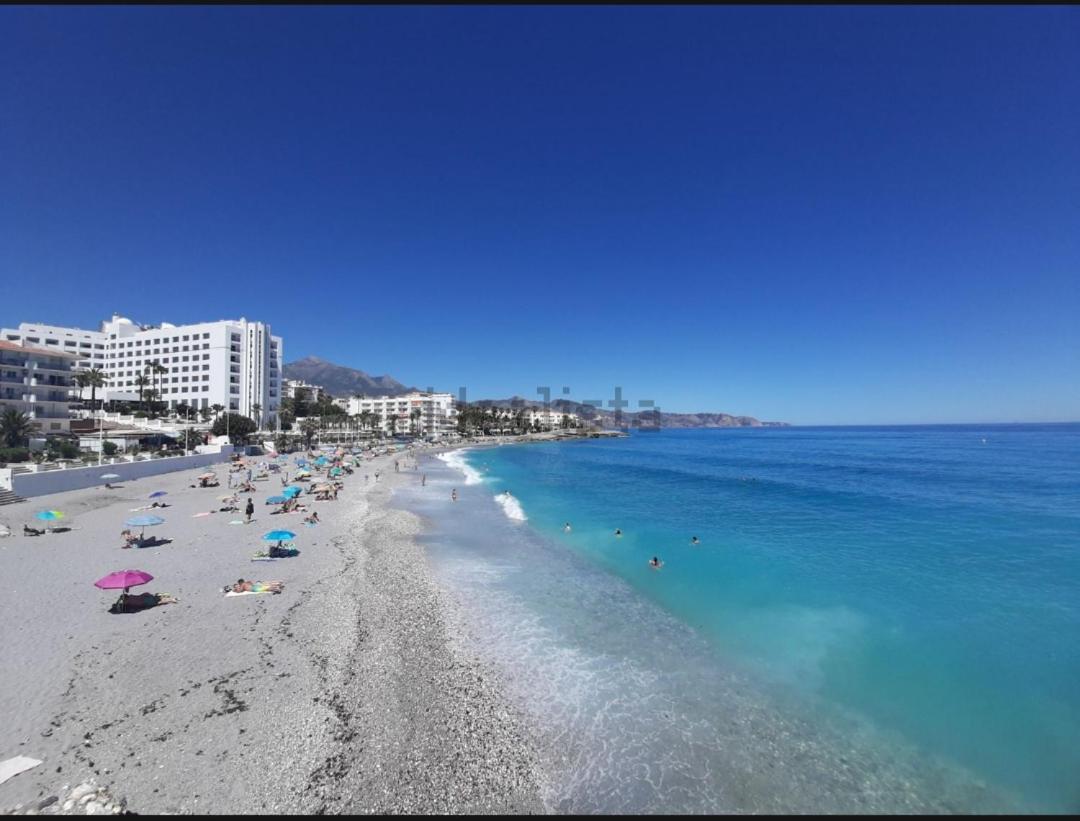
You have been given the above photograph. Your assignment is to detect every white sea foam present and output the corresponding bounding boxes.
[494,491,528,522]
[437,449,483,485]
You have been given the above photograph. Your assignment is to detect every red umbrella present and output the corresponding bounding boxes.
[94,570,154,591]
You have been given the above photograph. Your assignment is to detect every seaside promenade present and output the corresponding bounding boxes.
[0,442,544,815]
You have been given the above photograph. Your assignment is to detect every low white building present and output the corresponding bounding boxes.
[525,407,579,430]
[345,392,457,439]
[0,340,79,434]
[283,379,323,402]
[2,315,284,428]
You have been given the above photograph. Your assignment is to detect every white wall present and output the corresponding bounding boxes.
[3,446,235,498]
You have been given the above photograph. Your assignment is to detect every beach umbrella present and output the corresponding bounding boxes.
[266,496,287,505]
[35,510,64,521]
[100,473,120,480]
[262,530,295,546]
[124,514,165,542]
[149,491,167,499]
[94,569,153,591]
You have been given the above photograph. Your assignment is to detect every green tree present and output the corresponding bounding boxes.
[299,418,319,448]
[102,441,119,457]
[386,414,398,437]
[199,406,213,423]
[211,413,257,445]
[82,368,106,409]
[134,374,151,411]
[0,408,36,447]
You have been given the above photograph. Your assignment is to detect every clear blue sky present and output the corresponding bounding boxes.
[2,6,1078,425]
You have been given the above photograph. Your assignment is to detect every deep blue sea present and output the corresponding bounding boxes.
[394,425,1080,813]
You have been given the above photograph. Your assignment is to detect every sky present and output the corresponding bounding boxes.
[2,6,1078,425]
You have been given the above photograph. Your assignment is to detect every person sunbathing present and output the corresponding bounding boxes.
[225,578,284,594]
[112,592,178,612]
[24,524,45,536]
[120,529,140,549]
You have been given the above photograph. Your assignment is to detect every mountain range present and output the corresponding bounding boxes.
[283,358,787,427]
[283,356,417,398]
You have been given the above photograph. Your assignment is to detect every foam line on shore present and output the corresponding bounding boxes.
[437,449,484,485]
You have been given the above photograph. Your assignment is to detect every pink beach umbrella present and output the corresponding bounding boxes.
[94,570,154,592]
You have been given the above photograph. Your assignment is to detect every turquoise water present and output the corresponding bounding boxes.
[399,425,1080,812]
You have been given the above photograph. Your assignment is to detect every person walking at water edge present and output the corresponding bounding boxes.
[421,474,426,487]
[245,497,254,524]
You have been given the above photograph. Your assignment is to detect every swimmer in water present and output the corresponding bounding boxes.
[691,536,700,545]
[614,528,622,537]
[564,522,572,532]
[451,488,458,502]
[649,556,663,569]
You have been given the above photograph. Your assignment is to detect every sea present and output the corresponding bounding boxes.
[391,425,1080,813]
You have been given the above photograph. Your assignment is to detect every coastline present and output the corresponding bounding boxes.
[0,446,546,815]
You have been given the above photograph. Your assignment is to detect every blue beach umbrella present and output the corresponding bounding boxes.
[149,491,167,499]
[266,496,287,505]
[263,530,296,542]
[125,515,165,528]
[282,486,302,498]
[124,514,165,541]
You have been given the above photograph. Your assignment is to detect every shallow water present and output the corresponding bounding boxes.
[396,426,1080,813]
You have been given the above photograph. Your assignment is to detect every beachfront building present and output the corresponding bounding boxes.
[283,379,324,403]
[2,316,284,428]
[0,340,79,434]
[525,407,579,430]
[1,322,107,388]
[345,392,457,439]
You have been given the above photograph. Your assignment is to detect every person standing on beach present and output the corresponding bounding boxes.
[421,474,426,486]
[245,497,254,523]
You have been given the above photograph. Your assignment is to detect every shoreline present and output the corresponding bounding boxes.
[0,446,546,815]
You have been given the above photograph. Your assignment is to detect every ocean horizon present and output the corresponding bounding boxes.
[396,424,1080,813]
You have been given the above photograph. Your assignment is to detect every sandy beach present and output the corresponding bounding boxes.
[0,447,544,814]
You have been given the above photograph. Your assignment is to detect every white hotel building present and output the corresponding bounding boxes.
[2,316,283,427]
[345,392,458,439]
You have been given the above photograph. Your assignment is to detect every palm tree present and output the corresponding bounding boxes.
[300,418,319,449]
[154,362,169,416]
[73,371,89,407]
[252,403,262,428]
[134,374,151,411]
[83,368,105,410]
[0,408,36,447]
[409,408,422,438]
[199,406,213,423]
[211,404,225,421]
[386,414,398,437]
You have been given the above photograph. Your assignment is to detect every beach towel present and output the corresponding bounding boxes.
[192,512,213,518]
[0,756,42,785]
[225,590,266,596]
[250,556,277,562]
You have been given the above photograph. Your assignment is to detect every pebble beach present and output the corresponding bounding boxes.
[0,448,544,815]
